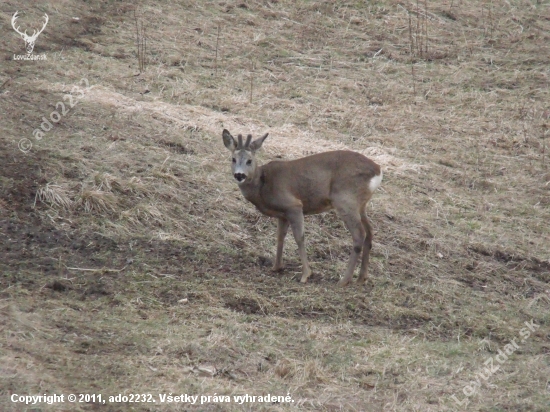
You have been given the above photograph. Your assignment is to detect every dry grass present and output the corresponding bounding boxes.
[1,0,550,411]
[34,183,73,210]
[77,189,118,213]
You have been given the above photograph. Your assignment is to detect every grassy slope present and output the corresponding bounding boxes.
[1,0,549,410]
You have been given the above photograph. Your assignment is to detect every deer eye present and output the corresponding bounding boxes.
[246,160,252,165]
[232,158,236,163]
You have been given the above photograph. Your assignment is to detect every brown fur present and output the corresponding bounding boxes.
[223,129,382,286]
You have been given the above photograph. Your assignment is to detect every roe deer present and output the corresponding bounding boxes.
[222,129,383,286]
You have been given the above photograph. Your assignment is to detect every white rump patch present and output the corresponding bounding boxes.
[369,170,383,192]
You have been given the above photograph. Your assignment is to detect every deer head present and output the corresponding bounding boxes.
[11,11,49,55]
[222,129,269,184]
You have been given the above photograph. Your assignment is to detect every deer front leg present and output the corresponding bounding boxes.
[287,209,312,283]
[274,217,289,271]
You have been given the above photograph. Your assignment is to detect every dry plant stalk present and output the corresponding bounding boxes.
[409,3,429,59]
[416,0,421,57]
[250,60,255,104]
[134,8,147,73]
[542,126,548,169]
[411,61,416,97]
[215,24,221,76]
[0,77,12,92]
[408,11,414,57]
[481,4,486,37]
[424,0,428,55]
[489,1,494,40]
[475,135,481,170]
[409,11,416,97]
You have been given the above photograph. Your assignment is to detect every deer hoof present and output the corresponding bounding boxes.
[337,279,351,287]
[300,271,311,283]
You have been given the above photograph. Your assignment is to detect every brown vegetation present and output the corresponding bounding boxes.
[1,0,549,411]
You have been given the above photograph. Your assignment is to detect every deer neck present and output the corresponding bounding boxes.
[238,166,265,205]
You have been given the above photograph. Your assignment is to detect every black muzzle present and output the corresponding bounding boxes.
[234,173,246,182]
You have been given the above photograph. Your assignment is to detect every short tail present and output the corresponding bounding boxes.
[368,169,383,192]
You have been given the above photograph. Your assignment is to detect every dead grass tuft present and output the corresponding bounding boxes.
[125,176,152,197]
[77,189,118,213]
[303,359,329,384]
[274,359,294,379]
[33,183,73,210]
[120,203,164,226]
[94,172,123,192]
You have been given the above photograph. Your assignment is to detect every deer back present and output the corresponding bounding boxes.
[253,150,380,215]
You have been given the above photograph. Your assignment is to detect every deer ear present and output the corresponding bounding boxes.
[249,133,269,153]
[222,129,236,151]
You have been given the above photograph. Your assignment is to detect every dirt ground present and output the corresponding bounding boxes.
[1,0,549,411]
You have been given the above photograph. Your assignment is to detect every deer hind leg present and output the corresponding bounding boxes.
[357,207,373,284]
[274,218,289,271]
[335,205,366,287]
[286,209,312,283]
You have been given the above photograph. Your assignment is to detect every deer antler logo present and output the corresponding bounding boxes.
[11,11,49,55]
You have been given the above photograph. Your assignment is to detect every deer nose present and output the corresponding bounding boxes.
[234,173,246,182]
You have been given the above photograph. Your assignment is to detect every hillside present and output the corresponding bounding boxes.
[1,1,549,411]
